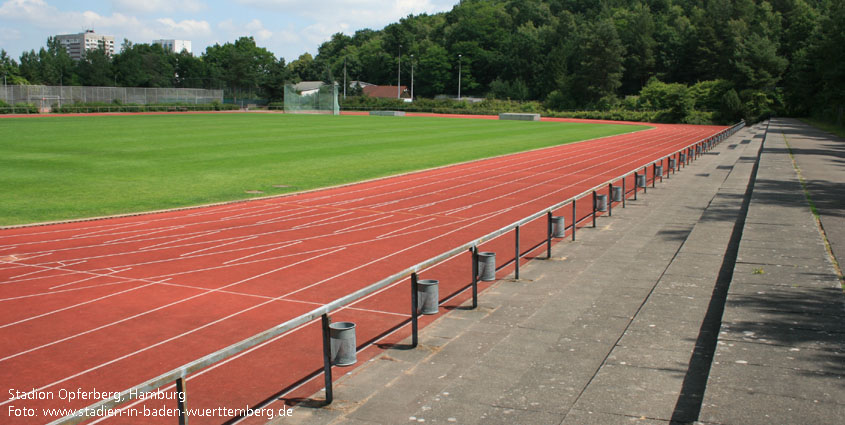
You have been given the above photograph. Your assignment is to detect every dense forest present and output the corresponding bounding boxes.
[1,0,843,124]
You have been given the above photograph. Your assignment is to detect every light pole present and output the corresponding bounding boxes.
[458,54,462,100]
[410,54,414,101]
[397,44,402,99]
[343,57,347,99]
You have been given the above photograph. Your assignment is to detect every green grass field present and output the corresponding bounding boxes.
[0,113,644,226]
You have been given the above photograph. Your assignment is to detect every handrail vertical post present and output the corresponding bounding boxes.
[321,314,333,404]
[643,166,648,193]
[622,177,626,207]
[633,172,638,201]
[652,163,656,188]
[411,273,419,348]
[608,183,613,217]
[514,226,520,280]
[592,191,597,228]
[571,199,576,241]
[470,246,478,309]
[176,377,188,425]
[546,211,553,259]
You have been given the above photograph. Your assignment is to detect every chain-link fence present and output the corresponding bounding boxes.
[1,85,223,111]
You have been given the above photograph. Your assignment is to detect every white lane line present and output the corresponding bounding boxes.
[3,126,696,286]
[222,241,302,265]
[0,251,347,403]
[0,249,344,364]
[56,260,87,267]
[139,230,222,251]
[316,127,653,209]
[255,207,329,225]
[48,273,114,290]
[376,217,439,239]
[46,267,132,290]
[1,245,348,317]
[3,123,724,404]
[291,211,355,230]
[179,236,258,257]
[274,131,700,303]
[1,279,145,302]
[9,267,53,280]
[70,222,147,238]
[1,131,648,266]
[0,280,168,329]
[291,211,384,232]
[105,225,187,244]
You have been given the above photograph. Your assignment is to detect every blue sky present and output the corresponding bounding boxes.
[0,0,458,62]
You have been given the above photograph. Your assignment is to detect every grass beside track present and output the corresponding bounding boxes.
[0,113,644,226]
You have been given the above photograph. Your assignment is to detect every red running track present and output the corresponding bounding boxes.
[0,117,726,424]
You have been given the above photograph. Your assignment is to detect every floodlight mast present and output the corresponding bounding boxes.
[458,54,462,100]
[397,44,402,99]
[410,54,414,101]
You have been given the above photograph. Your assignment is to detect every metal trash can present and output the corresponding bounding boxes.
[596,194,608,212]
[477,252,496,281]
[679,152,686,163]
[329,322,357,366]
[669,158,676,170]
[636,174,647,188]
[611,186,623,202]
[551,216,566,238]
[655,165,663,177]
[417,279,439,315]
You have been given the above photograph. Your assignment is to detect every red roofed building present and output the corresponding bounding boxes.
[363,85,410,99]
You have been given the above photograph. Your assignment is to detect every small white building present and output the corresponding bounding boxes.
[293,81,327,96]
[153,39,192,55]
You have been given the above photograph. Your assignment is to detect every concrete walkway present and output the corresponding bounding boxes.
[269,120,844,425]
[771,119,844,277]
[699,119,845,424]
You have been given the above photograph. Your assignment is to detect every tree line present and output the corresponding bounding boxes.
[1,0,842,123]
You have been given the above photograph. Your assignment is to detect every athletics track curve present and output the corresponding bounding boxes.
[0,113,726,424]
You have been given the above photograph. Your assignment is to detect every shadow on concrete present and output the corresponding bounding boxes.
[751,176,845,219]
[656,228,693,242]
[721,288,845,380]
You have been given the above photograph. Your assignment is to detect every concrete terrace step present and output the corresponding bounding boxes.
[268,120,843,425]
[699,120,845,425]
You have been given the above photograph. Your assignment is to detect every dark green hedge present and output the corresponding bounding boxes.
[49,101,240,114]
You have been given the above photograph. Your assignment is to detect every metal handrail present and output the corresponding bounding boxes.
[50,120,744,424]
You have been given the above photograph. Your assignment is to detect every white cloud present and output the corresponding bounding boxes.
[0,27,21,42]
[156,18,212,38]
[0,0,458,61]
[0,0,55,23]
[0,0,214,50]
[0,0,144,33]
[245,19,272,41]
[112,0,206,14]
[232,0,455,61]
[236,0,454,26]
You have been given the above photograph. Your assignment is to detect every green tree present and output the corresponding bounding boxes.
[1,49,27,85]
[204,37,277,99]
[113,41,175,87]
[286,52,320,81]
[415,42,451,97]
[614,2,656,94]
[571,18,626,106]
[75,48,114,87]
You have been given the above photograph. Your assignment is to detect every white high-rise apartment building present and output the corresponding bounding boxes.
[55,30,115,60]
[153,39,192,55]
